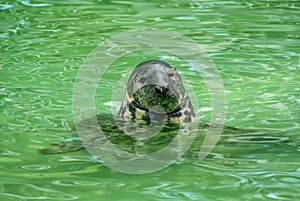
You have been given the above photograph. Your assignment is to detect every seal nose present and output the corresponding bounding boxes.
[154,86,169,95]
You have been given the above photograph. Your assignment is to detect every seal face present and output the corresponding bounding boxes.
[118,60,195,123]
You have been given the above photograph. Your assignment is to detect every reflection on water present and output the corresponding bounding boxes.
[1,0,300,200]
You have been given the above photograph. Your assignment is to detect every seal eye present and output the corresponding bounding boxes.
[139,77,147,83]
[168,73,175,77]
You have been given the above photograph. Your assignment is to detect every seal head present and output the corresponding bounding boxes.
[118,60,194,123]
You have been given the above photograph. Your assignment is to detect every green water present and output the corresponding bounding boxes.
[1,0,300,200]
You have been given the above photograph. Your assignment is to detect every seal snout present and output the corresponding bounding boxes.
[153,85,169,95]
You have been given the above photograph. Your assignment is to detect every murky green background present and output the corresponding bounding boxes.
[1,0,300,200]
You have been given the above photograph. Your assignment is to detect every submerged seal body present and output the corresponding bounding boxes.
[119,60,195,123]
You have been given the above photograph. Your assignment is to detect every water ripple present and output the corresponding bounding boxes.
[0,4,14,10]
[18,0,52,7]
[0,182,78,200]
[21,164,51,171]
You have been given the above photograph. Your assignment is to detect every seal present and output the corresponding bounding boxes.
[118,60,195,123]
[41,60,196,154]
[40,60,260,155]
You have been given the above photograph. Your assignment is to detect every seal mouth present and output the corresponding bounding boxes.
[132,84,183,114]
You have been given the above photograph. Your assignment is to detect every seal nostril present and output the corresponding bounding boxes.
[154,86,169,94]
[162,87,169,94]
[154,86,162,94]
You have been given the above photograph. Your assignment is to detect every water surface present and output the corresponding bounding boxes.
[1,0,300,200]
